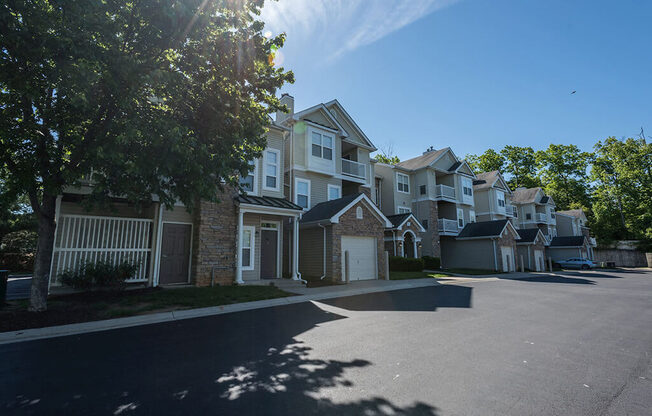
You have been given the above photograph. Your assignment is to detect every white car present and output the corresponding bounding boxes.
[557,258,596,270]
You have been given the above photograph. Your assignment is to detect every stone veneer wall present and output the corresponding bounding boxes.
[330,201,387,281]
[192,191,238,286]
[495,229,518,272]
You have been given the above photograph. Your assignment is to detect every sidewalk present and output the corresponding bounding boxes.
[0,278,441,345]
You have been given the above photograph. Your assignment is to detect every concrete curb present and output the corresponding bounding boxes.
[0,279,440,345]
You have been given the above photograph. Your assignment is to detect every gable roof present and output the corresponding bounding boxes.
[299,193,392,227]
[556,209,586,220]
[324,99,376,151]
[456,219,519,240]
[516,228,545,244]
[447,161,462,172]
[473,170,512,193]
[396,148,448,170]
[511,187,544,204]
[290,103,348,137]
[386,213,426,232]
[549,236,587,247]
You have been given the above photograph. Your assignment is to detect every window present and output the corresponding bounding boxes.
[422,219,429,230]
[398,207,411,214]
[241,226,255,270]
[239,159,257,194]
[356,206,363,219]
[327,184,341,201]
[263,149,280,191]
[420,185,426,195]
[311,131,333,160]
[397,173,409,193]
[497,191,505,208]
[469,210,476,223]
[295,178,310,209]
[526,212,532,220]
[457,208,465,228]
[462,178,473,197]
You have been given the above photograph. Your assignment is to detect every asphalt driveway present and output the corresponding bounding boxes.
[1,269,650,415]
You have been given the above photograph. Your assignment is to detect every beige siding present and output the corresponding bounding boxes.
[258,130,286,199]
[556,215,574,236]
[294,171,343,208]
[433,151,456,171]
[161,206,193,223]
[374,163,396,215]
[241,213,286,281]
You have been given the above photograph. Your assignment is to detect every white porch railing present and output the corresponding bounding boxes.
[535,213,547,223]
[438,218,459,234]
[435,184,456,200]
[341,159,367,179]
[52,215,153,283]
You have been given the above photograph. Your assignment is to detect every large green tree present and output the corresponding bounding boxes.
[535,144,593,211]
[0,0,293,311]
[591,136,652,242]
[465,149,504,175]
[500,145,540,189]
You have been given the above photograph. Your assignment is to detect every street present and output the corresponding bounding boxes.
[1,269,651,415]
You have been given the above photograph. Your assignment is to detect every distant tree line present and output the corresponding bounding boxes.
[464,135,651,245]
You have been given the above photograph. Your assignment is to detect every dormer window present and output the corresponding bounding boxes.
[311,132,333,160]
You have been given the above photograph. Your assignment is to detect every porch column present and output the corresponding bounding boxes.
[291,216,300,280]
[235,209,244,284]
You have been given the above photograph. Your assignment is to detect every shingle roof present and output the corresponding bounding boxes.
[473,171,499,190]
[549,236,586,247]
[517,228,541,243]
[299,193,361,223]
[556,209,584,218]
[457,220,512,239]
[540,196,550,204]
[510,187,543,204]
[236,194,303,210]
[396,148,447,170]
[386,213,411,228]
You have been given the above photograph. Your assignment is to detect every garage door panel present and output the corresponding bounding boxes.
[341,236,377,281]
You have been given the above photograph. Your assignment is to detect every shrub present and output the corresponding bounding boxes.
[0,230,37,254]
[59,261,139,291]
[389,256,424,272]
[422,256,441,269]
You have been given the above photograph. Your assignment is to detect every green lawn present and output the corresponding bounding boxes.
[389,271,452,280]
[0,285,293,332]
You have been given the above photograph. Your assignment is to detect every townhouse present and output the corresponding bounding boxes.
[510,187,557,243]
[472,171,517,223]
[548,209,596,261]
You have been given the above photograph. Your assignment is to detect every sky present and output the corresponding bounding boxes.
[260,0,652,161]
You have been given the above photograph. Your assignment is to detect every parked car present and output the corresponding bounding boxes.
[557,258,595,270]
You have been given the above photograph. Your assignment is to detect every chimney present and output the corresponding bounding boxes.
[276,93,294,122]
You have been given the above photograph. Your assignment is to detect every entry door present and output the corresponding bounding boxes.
[501,246,513,272]
[534,250,544,272]
[261,229,278,279]
[159,223,191,284]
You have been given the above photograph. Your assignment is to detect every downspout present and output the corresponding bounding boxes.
[492,238,498,271]
[318,223,327,280]
[393,230,397,255]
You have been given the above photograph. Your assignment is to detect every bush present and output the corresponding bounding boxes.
[422,256,441,269]
[59,261,139,291]
[0,230,37,254]
[0,252,34,272]
[389,256,424,272]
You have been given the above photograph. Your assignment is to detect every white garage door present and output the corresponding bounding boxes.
[341,236,377,281]
[501,246,515,272]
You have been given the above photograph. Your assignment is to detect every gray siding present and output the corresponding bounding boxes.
[441,238,497,270]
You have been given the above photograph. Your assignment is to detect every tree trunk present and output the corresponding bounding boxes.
[29,195,57,312]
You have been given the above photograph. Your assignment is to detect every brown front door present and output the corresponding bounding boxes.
[159,223,191,285]
[260,229,278,279]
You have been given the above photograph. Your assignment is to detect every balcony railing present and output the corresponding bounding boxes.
[535,213,547,223]
[341,159,367,180]
[435,184,456,200]
[438,218,459,234]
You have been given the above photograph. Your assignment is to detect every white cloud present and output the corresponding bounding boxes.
[260,0,460,61]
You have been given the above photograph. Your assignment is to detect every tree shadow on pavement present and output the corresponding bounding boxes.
[517,275,596,285]
[2,301,439,415]
[560,271,623,279]
[321,285,472,312]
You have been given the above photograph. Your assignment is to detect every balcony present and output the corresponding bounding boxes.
[438,218,459,235]
[589,237,597,246]
[535,213,547,223]
[341,159,367,181]
[434,184,456,201]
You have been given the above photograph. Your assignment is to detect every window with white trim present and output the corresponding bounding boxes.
[241,226,255,270]
[462,177,473,197]
[311,131,333,160]
[398,207,411,214]
[497,191,506,208]
[239,159,257,194]
[356,206,363,219]
[263,149,280,191]
[295,178,310,209]
[469,210,476,223]
[457,208,465,228]
[327,184,341,201]
[397,173,409,193]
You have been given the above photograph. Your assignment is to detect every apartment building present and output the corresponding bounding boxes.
[510,187,557,243]
[472,170,517,223]
[548,209,596,261]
